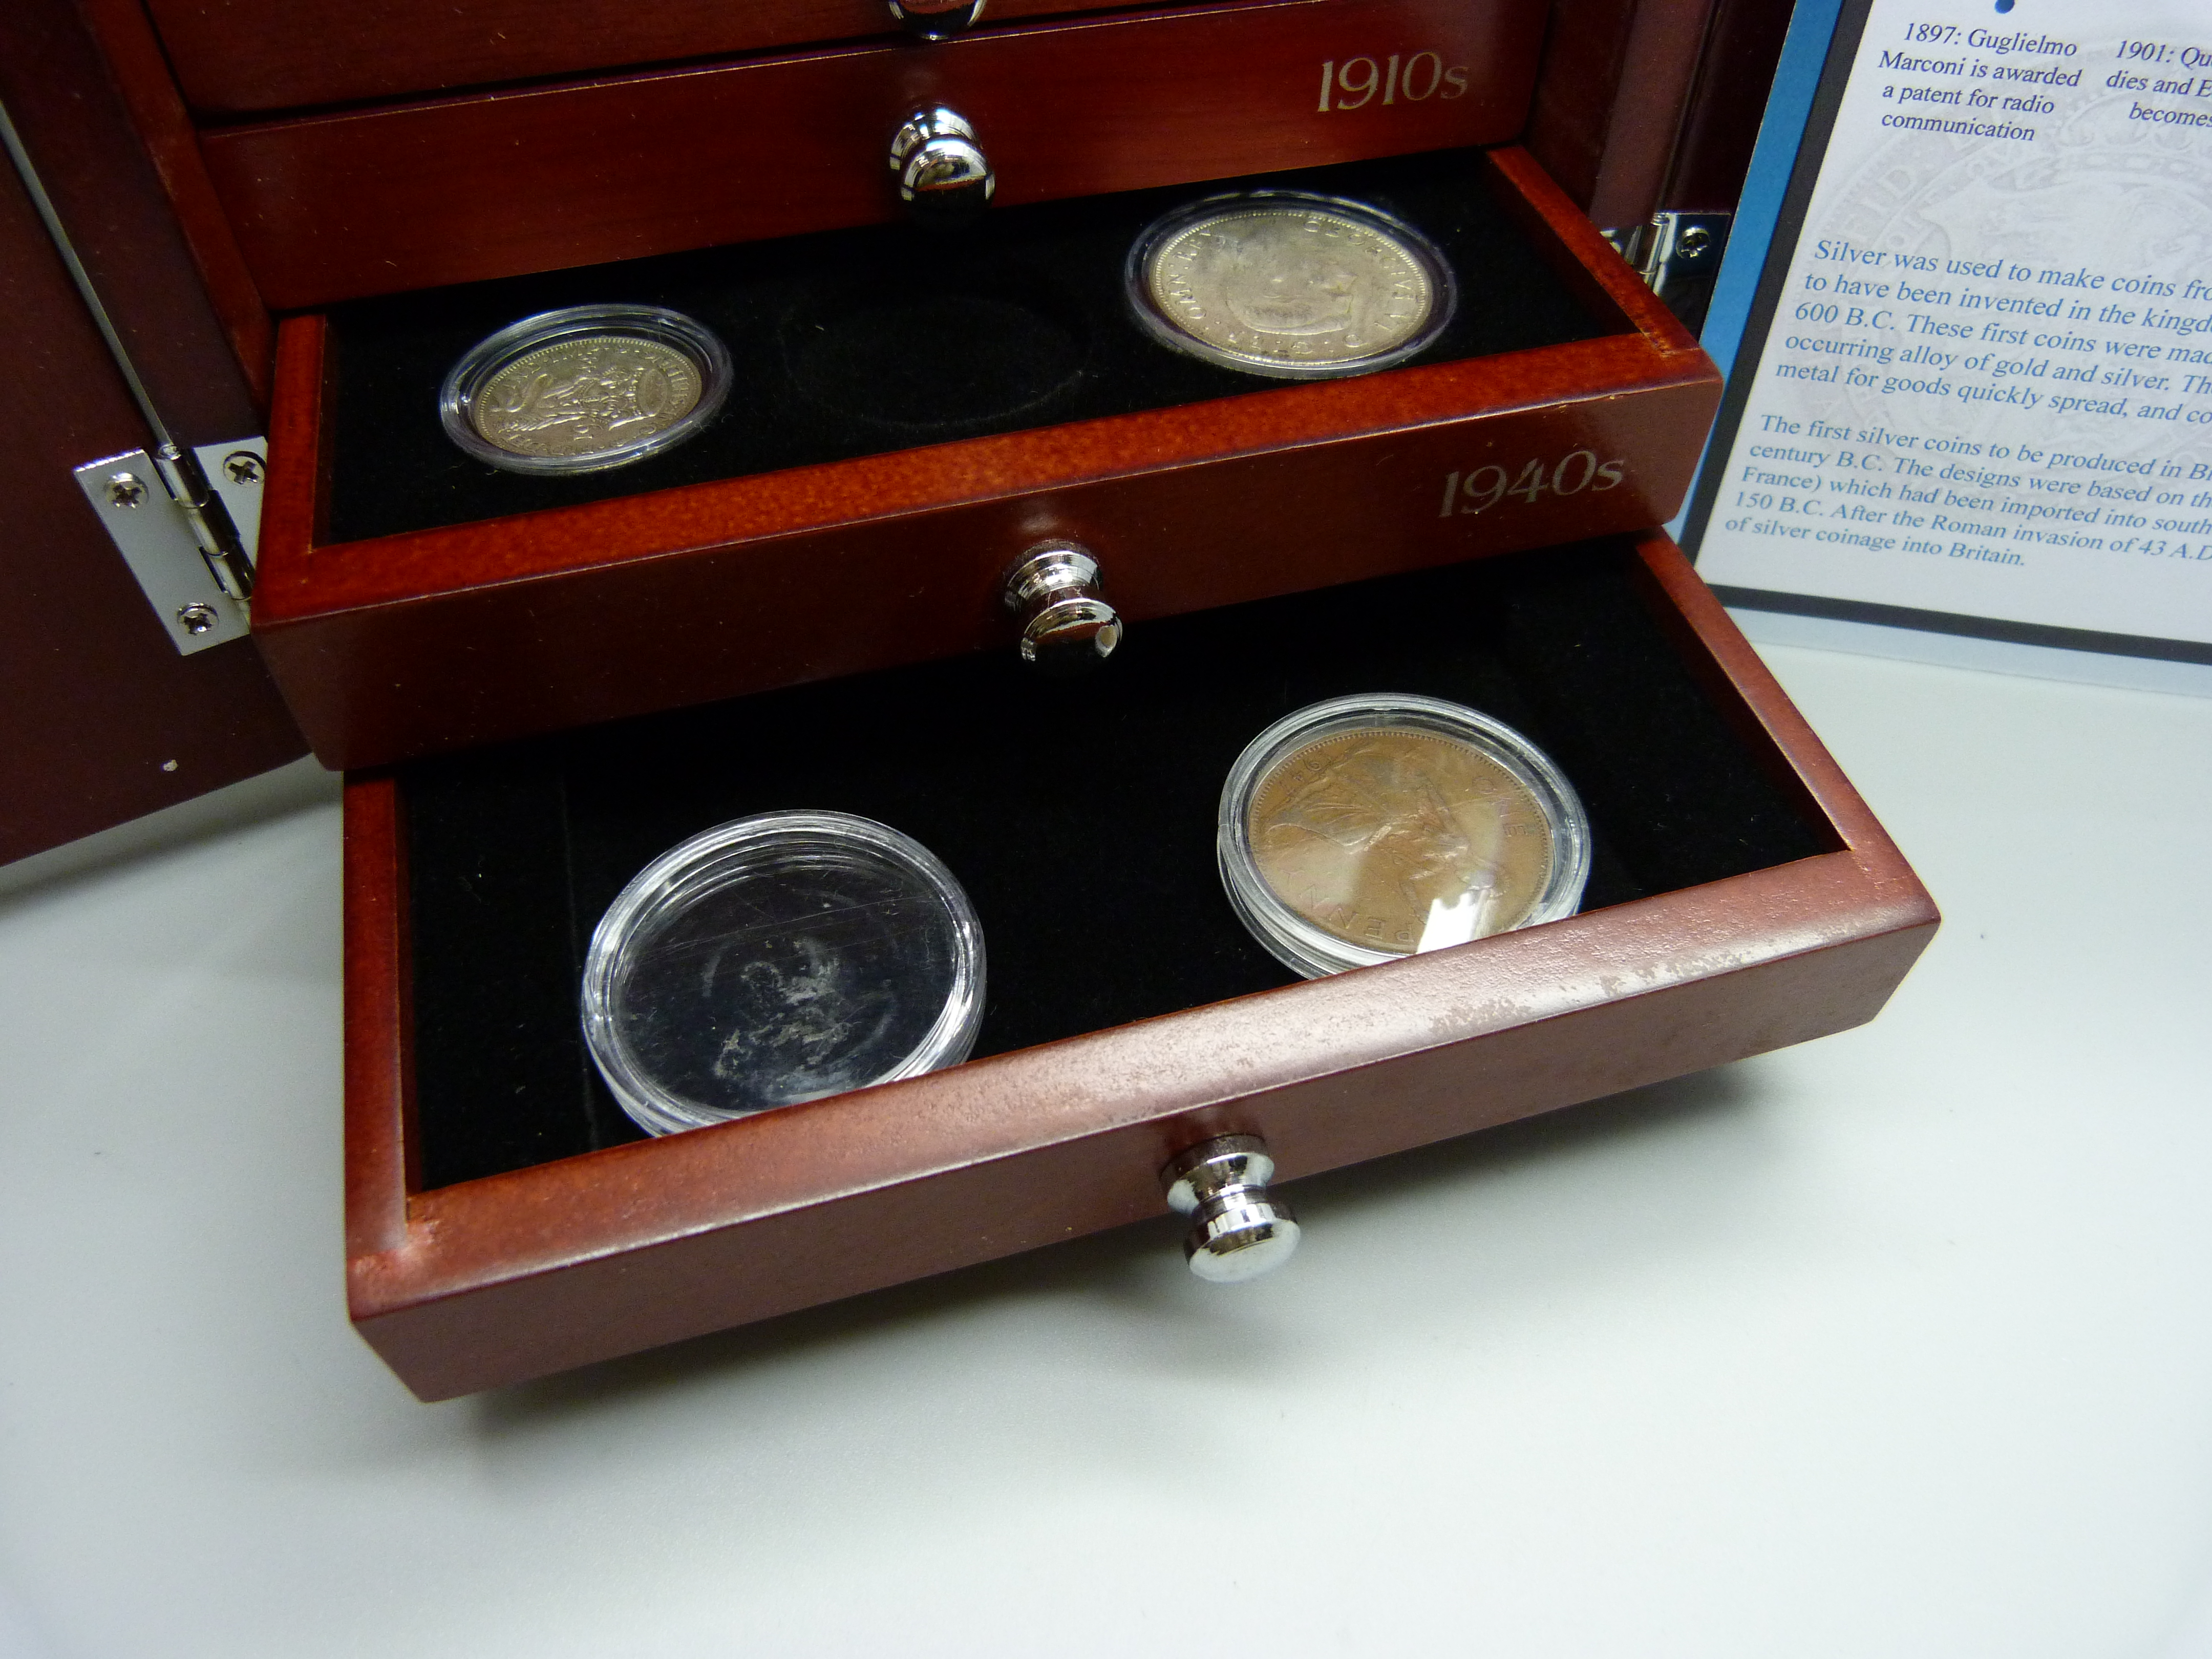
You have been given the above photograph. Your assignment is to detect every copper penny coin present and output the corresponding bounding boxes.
[1246,726,1556,954]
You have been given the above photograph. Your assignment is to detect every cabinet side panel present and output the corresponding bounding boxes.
[1581,0,1718,231]
[1524,0,1728,230]
[1522,0,1636,208]
[1662,0,1796,214]
[344,776,417,1254]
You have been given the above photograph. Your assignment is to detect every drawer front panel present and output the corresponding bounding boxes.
[359,916,1937,1400]
[201,0,1544,308]
[256,354,1720,770]
[155,0,1117,115]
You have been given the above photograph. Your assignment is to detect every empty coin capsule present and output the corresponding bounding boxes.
[581,812,986,1135]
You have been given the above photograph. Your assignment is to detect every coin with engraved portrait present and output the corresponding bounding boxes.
[1129,193,1456,378]
[1250,727,1556,950]
[440,304,731,475]
[1218,695,1588,979]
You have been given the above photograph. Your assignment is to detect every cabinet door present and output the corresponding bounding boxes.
[0,1,304,867]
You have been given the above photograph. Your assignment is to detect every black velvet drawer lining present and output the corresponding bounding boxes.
[400,539,1834,1192]
[323,146,1617,545]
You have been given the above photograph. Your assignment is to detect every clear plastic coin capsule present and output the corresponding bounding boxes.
[1126,190,1457,379]
[581,812,986,1136]
[1218,695,1590,979]
[439,303,731,475]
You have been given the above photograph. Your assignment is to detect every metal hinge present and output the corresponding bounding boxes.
[73,440,264,655]
[5,94,264,657]
[1605,210,1732,333]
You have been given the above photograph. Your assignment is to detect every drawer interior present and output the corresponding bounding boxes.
[323,147,1618,545]
[399,537,1836,1192]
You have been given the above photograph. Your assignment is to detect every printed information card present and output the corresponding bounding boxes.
[1690,0,2212,671]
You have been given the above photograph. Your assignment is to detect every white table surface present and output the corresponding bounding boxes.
[3,641,2209,1659]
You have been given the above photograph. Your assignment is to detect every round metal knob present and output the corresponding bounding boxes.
[889,107,994,226]
[1001,541,1121,675]
[887,0,986,39]
[1161,1134,1301,1284]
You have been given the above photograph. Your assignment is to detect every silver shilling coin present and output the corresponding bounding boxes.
[439,304,732,475]
[1128,193,1456,379]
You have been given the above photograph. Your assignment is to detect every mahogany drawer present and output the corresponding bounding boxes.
[251,146,1722,771]
[344,529,1937,1399]
[198,0,1545,308]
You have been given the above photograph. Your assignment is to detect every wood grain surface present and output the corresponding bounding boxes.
[252,149,1719,771]
[340,528,1938,1400]
[0,0,303,863]
[153,0,1206,115]
[1663,0,1796,213]
[0,0,270,428]
[68,0,277,402]
[1576,0,1719,230]
[201,0,1544,308]
[1522,0,1637,212]
[1524,0,1726,228]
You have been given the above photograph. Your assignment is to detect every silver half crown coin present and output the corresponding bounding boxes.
[439,304,732,475]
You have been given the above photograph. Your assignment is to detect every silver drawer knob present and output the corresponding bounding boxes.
[889,106,994,226]
[1162,1134,1301,1283]
[887,0,986,39]
[1002,541,1121,675]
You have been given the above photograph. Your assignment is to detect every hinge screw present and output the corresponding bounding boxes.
[1677,225,1713,258]
[107,473,147,508]
[223,451,264,484]
[176,603,219,635]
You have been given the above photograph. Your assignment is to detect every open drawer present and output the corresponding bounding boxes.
[343,530,1937,1399]
[253,146,1720,770]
